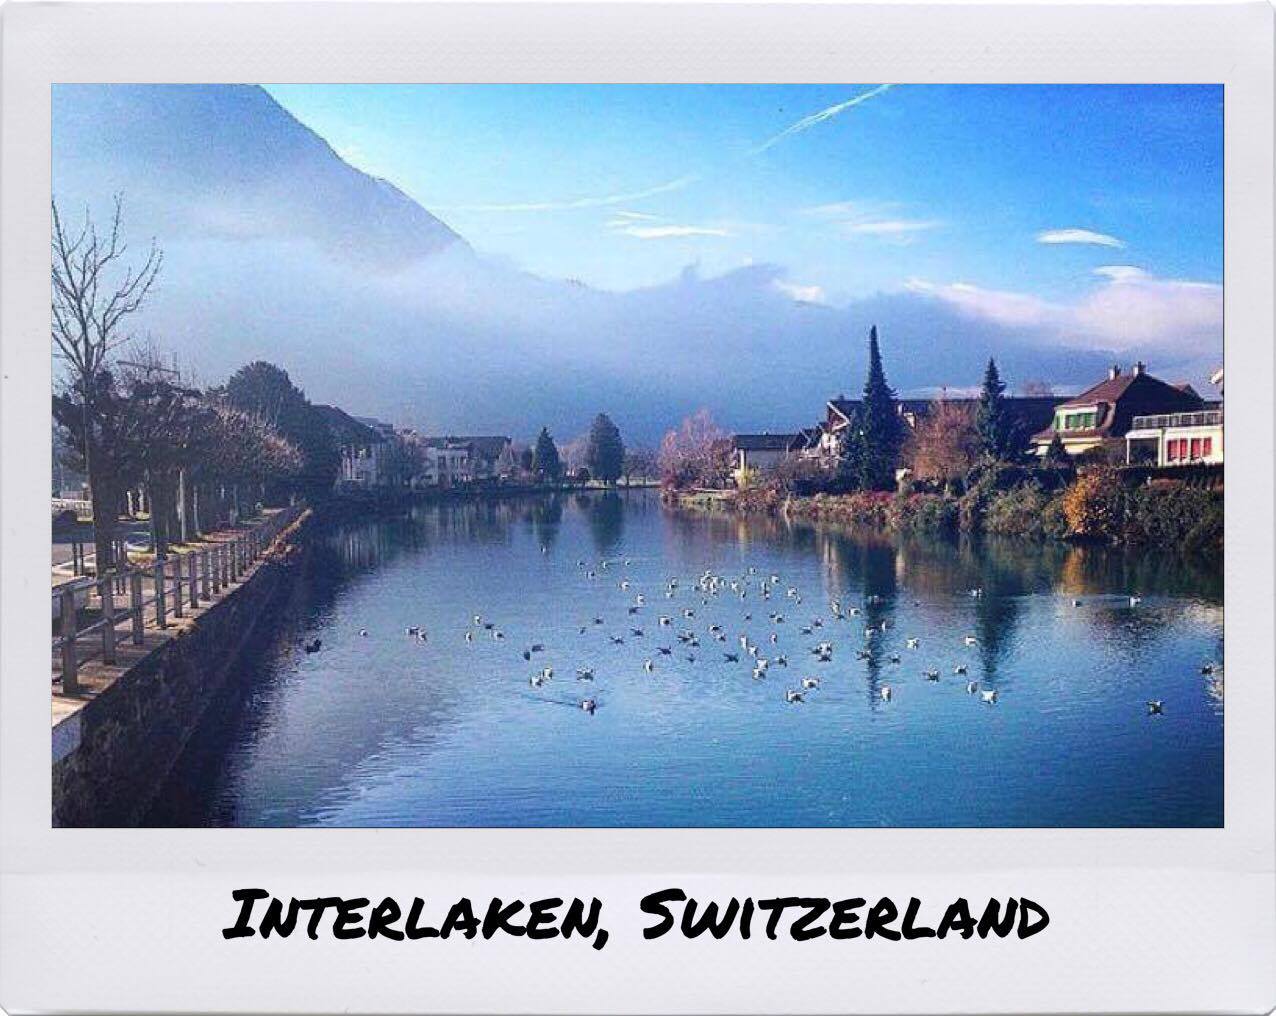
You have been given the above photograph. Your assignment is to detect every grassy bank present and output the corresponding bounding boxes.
[679,465,1223,557]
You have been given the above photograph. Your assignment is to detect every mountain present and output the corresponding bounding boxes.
[52,84,1177,446]
[54,84,463,270]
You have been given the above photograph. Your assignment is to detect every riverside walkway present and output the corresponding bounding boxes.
[51,506,304,731]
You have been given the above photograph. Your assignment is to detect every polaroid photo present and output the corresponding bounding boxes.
[1,2,1273,1013]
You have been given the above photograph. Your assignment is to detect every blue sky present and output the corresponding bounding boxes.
[263,83,1222,304]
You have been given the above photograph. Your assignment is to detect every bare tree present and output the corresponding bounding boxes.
[622,447,657,486]
[906,398,979,487]
[658,409,730,490]
[51,196,162,573]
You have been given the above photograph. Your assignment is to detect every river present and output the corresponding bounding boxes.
[147,490,1223,827]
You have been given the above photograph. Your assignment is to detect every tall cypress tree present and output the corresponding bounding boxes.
[844,325,903,490]
[975,358,1022,461]
[585,413,625,485]
[531,427,562,481]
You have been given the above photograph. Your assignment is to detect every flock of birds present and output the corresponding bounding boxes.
[299,555,1220,721]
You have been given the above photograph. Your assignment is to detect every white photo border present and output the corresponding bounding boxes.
[2,3,1272,1013]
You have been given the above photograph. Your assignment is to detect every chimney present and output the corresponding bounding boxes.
[1108,364,1121,380]
[1132,361,1146,376]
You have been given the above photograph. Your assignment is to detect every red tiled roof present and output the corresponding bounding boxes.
[1054,373,1137,409]
[1030,370,1204,443]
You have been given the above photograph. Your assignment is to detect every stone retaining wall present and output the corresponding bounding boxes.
[52,514,311,827]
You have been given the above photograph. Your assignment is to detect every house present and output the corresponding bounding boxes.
[321,407,392,490]
[1124,365,1224,467]
[339,442,387,488]
[789,426,824,461]
[420,442,471,487]
[822,394,1065,459]
[730,433,799,486]
[1029,362,1204,460]
[353,415,398,442]
[418,436,513,483]
[463,436,515,480]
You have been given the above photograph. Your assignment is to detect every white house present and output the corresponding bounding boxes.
[420,443,471,487]
[1124,410,1223,467]
[339,442,387,488]
[1124,366,1224,467]
[730,433,798,486]
[417,436,513,484]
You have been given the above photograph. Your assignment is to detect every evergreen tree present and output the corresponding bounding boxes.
[531,427,562,482]
[585,413,625,485]
[225,360,339,501]
[843,325,903,490]
[975,358,1023,461]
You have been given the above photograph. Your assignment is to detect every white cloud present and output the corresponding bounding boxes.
[906,269,1221,355]
[846,219,941,237]
[1073,274,1221,348]
[773,279,827,304]
[754,84,893,153]
[1036,228,1125,248]
[1092,265,1148,283]
[443,175,698,213]
[905,278,1059,329]
[603,212,733,240]
[800,200,864,218]
[800,200,940,243]
[618,224,731,240]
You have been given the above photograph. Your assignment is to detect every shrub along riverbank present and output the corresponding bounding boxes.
[693,463,1222,557]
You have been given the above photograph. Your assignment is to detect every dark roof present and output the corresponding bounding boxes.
[790,427,823,451]
[829,395,1066,436]
[1031,370,1204,442]
[313,404,384,447]
[733,433,798,452]
[1054,373,1137,409]
[827,396,940,422]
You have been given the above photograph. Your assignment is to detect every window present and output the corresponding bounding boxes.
[1202,437,1213,458]
[1059,410,1097,431]
[1190,438,1202,459]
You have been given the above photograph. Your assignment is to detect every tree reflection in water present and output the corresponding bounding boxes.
[147,491,1222,828]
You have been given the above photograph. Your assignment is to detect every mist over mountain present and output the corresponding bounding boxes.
[52,84,1209,446]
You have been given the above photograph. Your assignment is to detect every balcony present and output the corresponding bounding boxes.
[1130,410,1223,431]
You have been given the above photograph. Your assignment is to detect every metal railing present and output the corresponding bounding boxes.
[1130,410,1223,431]
[51,506,302,695]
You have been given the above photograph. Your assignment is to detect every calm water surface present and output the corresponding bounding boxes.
[152,491,1223,827]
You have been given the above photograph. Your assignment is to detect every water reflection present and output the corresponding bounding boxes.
[150,491,1223,828]
[583,491,625,556]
